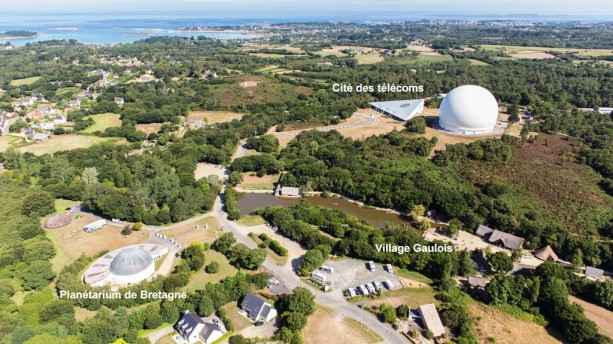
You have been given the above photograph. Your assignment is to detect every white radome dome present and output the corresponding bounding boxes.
[439,85,499,135]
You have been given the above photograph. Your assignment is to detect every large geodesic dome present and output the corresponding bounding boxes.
[439,85,499,135]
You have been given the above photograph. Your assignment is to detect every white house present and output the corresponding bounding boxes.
[176,311,224,344]
[240,293,277,322]
[54,115,67,125]
[69,99,81,108]
[39,122,55,130]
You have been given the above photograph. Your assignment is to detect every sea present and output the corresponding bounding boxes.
[1,13,611,46]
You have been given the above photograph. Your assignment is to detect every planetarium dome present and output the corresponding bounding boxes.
[438,85,499,135]
[109,247,154,276]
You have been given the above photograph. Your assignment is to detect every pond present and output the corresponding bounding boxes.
[236,193,411,228]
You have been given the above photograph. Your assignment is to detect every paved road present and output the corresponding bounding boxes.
[144,324,174,344]
[211,191,407,344]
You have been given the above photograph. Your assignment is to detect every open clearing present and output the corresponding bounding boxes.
[390,54,453,65]
[335,110,405,140]
[187,110,244,124]
[570,296,613,339]
[355,52,384,64]
[158,217,219,243]
[468,59,490,66]
[183,250,237,290]
[303,305,383,344]
[10,76,41,86]
[478,44,613,57]
[220,302,252,332]
[17,135,118,155]
[238,173,280,190]
[135,123,163,134]
[194,162,227,180]
[250,44,305,54]
[363,287,437,309]
[83,113,121,133]
[509,51,556,59]
[469,302,562,344]
[47,214,148,271]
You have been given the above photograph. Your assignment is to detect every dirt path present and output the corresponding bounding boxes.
[570,296,613,339]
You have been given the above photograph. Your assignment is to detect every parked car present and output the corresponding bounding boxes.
[254,321,264,327]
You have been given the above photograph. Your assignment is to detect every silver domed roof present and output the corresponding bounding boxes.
[109,247,153,276]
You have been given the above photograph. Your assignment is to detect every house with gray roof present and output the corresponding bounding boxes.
[240,293,277,322]
[176,310,224,344]
[476,225,524,250]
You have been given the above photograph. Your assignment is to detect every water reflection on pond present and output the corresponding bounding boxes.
[236,193,411,228]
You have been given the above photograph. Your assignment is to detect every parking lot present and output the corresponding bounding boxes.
[322,258,401,292]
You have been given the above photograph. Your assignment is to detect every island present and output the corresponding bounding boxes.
[0,30,38,39]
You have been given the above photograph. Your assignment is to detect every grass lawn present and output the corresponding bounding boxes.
[468,59,490,66]
[54,198,74,214]
[0,135,24,152]
[390,54,454,65]
[396,269,433,284]
[137,322,171,336]
[355,52,384,64]
[478,44,613,57]
[183,250,237,290]
[238,173,280,191]
[56,87,80,96]
[220,302,252,332]
[247,232,288,265]
[353,287,438,309]
[342,318,384,343]
[17,135,119,155]
[211,332,233,344]
[236,215,265,226]
[83,113,121,133]
[10,76,40,86]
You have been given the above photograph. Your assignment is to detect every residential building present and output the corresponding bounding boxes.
[33,133,50,142]
[175,311,224,344]
[69,99,81,108]
[54,115,67,125]
[240,293,277,322]
[114,97,125,105]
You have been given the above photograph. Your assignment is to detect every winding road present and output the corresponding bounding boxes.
[211,191,407,344]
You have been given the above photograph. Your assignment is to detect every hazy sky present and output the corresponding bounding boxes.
[6,0,613,16]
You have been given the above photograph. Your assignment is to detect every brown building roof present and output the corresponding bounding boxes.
[534,245,559,262]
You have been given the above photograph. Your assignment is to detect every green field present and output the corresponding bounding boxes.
[9,76,40,86]
[396,268,434,284]
[236,215,266,226]
[83,113,122,133]
[355,52,384,64]
[478,44,613,57]
[256,65,293,74]
[54,198,74,214]
[183,250,237,290]
[468,58,490,66]
[56,87,80,96]
[390,54,454,65]
[17,135,119,155]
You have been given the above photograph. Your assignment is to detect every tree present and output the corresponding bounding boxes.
[396,304,409,320]
[280,287,316,316]
[22,191,55,217]
[121,225,133,235]
[404,117,426,134]
[228,171,244,186]
[411,204,425,221]
[488,251,513,273]
[21,261,55,290]
[508,103,520,122]
[206,261,220,273]
[82,167,99,185]
[39,300,74,322]
[282,312,308,331]
[182,243,205,271]
[447,219,462,236]
[379,303,397,324]
[457,250,477,277]
[212,233,236,254]
[298,249,325,276]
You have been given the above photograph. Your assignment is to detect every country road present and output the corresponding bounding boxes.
[212,191,407,344]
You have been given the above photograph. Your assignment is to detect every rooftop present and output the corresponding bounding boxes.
[370,99,424,121]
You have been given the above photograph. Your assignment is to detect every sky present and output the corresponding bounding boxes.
[6,0,613,17]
